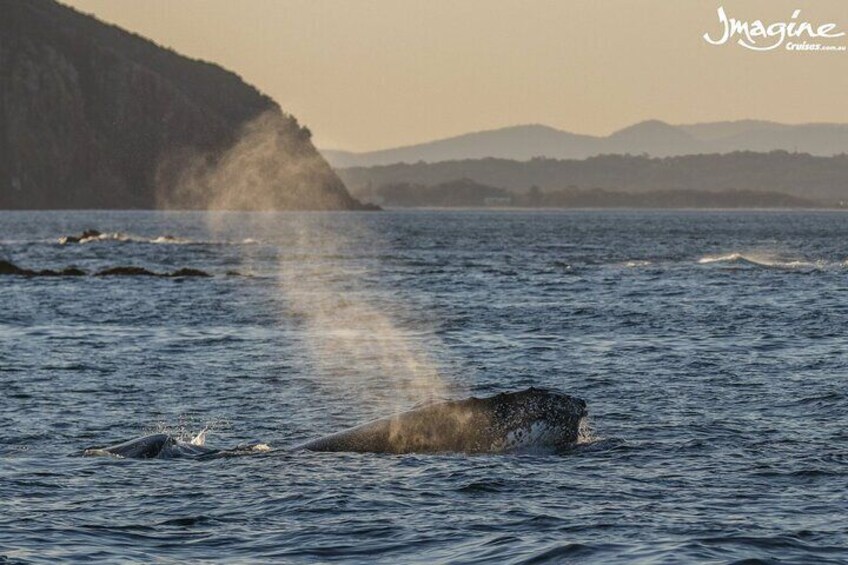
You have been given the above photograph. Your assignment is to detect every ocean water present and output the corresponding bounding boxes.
[1,209,847,564]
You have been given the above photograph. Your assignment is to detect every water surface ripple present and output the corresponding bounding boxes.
[1,210,846,563]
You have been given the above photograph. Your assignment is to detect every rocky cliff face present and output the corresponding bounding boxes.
[0,0,366,210]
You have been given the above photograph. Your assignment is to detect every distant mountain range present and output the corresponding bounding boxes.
[322,121,848,168]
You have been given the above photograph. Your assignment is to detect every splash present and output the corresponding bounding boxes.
[190,426,209,447]
[150,417,228,445]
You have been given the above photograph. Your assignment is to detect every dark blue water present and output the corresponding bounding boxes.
[1,210,847,564]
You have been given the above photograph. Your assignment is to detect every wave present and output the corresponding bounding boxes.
[57,230,261,246]
[59,231,191,245]
[697,252,828,270]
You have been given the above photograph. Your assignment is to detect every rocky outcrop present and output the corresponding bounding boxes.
[0,260,214,277]
[96,266,211,277]
[0,0,368,210]
[59,229,102,244]
[0,260,86,276]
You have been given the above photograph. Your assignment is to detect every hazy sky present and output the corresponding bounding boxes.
[64,0,848,151]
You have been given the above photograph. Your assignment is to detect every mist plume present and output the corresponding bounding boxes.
[157,110,452,412]
[156,111,362,211]
[276,220,456,412]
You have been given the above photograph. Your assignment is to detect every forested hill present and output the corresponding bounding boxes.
[339,152,848,205]
[0,0,368,210]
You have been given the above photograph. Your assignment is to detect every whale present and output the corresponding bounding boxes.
[296,387,588,454]
[82,433,212,459]
[79,388,588,458]
[80,429,269,459]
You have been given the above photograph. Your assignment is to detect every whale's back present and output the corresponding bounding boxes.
[297,389,587,454]
[298,399,492,453]
[85,433,174,459]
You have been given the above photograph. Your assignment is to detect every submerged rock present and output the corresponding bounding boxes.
[95,266,158,277]
[169,268,211,278]
[0,260,31,275]
[1,260,210,278]
[0,260,88,276]
[96,266,212,277]
[61,267,87,276]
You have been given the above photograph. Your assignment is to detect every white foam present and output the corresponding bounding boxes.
[79,232,131,244]
[59,233,192,245]
[151,235,188,244]
[698,252,744,264]
[697,252,823,270]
